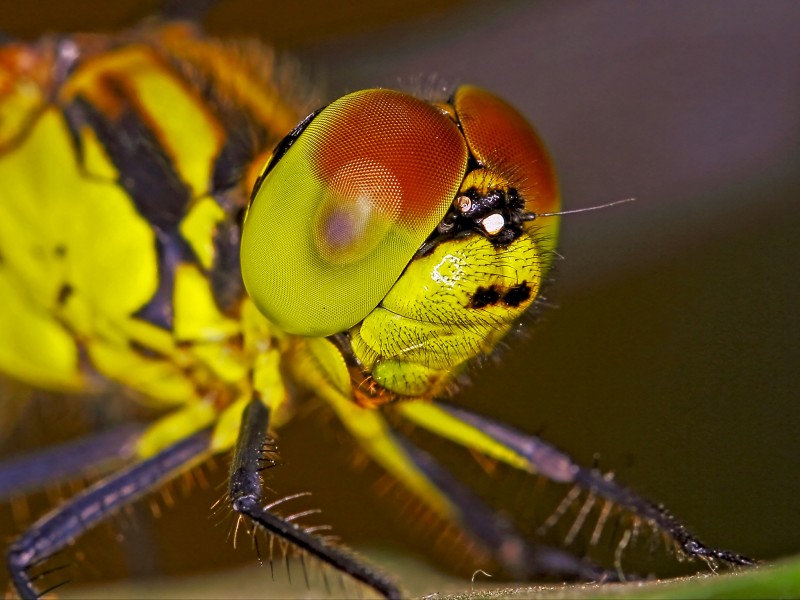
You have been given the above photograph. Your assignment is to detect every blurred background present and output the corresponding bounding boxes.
[2,1,798,597]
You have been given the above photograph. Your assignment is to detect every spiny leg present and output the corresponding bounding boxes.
[7,430,211,599]
[229,397,402,600]
[0,424,145,500]
[391,431,616,582]
[317,380,613,582]
[399,401,755,568]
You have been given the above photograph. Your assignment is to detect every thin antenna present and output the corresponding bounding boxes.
[535,197,636,218]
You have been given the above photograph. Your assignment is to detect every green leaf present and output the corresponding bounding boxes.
[449,557,800,600]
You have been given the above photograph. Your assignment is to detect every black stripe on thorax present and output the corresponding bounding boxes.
[64,89,195,331]
[67,89,191,232]
[154,52,278,316]
[206,114,270,315]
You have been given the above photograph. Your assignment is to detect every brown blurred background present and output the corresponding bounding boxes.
[2,0,798,596]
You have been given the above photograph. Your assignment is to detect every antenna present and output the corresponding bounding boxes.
[535,197,636,218]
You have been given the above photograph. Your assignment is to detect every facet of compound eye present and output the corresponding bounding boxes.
[242,89,468,336]
[453,85,560,253]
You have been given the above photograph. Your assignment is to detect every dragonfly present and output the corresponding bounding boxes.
[0,6,753,599]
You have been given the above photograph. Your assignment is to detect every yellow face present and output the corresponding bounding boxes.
[241,86,558,358]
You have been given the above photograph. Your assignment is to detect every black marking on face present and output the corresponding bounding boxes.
[418,184,528,257]
[470,282,533,309]
[470,285,501,309]
[502,282,532,307]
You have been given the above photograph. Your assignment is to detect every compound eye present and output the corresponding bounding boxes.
[241,89,468,337]
[453,86,560,243]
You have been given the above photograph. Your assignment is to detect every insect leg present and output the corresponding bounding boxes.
[317,381,608,580]
[229,397,402,600]
[398,400,755,567]
[391,431,615,581]
[0,423,145,500]
[7,429,211,599]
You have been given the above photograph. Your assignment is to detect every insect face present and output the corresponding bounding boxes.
[241,86,559,342]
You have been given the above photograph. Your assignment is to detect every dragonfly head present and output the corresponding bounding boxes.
[241,85,559,398]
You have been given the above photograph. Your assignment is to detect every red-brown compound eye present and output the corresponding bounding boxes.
[453,85,560,220]
[241,89,468,337]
